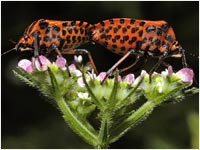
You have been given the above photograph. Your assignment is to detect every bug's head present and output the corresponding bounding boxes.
[15,33,34,52]
[170,41,183,58]
[1,33,34,56]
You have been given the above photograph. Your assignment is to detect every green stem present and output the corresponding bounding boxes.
[56,96,98,147]
[110,101,156,143]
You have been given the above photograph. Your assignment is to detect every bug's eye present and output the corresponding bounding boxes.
[23,34,29,40]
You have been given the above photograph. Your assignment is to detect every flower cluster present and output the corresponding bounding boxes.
[15,55,198,148]
[18,55,194,86]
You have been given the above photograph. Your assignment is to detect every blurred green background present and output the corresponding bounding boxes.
[2,1,199,149]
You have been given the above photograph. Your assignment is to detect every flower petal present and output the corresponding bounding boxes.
[18,59,33,73]
[124,74,135,84]
[168,66,173,76]
[97,72,107,81]
[56,57,66,69]
[34,55,51,71]
[77,77,85,87]
[176,68,194,84]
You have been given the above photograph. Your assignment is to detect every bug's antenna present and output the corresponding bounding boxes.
[1,48,16,56]
[9,39,17,44]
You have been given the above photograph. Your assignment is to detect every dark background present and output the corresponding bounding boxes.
[2,1,199,149]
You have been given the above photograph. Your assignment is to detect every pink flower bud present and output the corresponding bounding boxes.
[18,59,33,73]
[124,74,135,84]
[176,68,194,84]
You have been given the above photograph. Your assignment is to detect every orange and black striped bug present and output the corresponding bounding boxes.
[2,19,98,74]
[91,18,188,78]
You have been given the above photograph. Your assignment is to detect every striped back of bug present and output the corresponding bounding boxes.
[16,19,93,53]
[91,18,182,57]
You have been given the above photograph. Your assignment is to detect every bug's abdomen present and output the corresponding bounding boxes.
[29,19,93,51]
[91,18,175,55]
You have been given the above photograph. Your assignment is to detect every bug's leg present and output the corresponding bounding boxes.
[149,51,169,77]
[102,49,143,82]
[61,49,98,74]
[180,48,188,68]
[119,56,147,74]
[33,31,42,67]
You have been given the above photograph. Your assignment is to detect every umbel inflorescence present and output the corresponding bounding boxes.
[14,55,198,148]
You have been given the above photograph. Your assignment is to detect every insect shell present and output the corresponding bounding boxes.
[15,19,93,54]
[91,18,183,58]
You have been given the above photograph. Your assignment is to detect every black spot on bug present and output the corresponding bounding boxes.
[39,20,49,30]
[67,28,73,34]
[109,26,112,30]
[43,36,50,42]
[45,27,51,34]
[62,30,66,36]
[157,28,162,36]
[99,28,104,33]
[100,34,106,39]
[120,18,125,24]
[106,35,112,40]
[52,25,60,32]
[80,28,84,34]
[57,36,65,48]
[154,39,161,46]
[130,19,136,24]
[121,46,126,51]
[77,36,81,42]
[142,37,147,43]
[122,27,127,33]
[128,37,137,44]
[139,21,145,26]
[138,30,143,37]
[161,24,169,33]
[146,26,156,33]
[85,23,90,28]
[123,35,129,41]
[72,36,76,43]
[120,39,125,44]
[62,22,68,27]
[113,27,118,33]
[112,38,116,43]
[79,21,84,26]
[136,41,142,49]
[115,35,120,40]
[112,44,117,49]
[71,21,76,26]
[100,21,105,26]
[149,37,153,42]
[74,27,79,34]
[131,27,138,33]
[105,28,110,33]
[132,37,137,42]
[82,37,86,41]
[109,19,114,24]
[66,36,71,43]
[165,34,174,43]
[127,25,131,29]
[118,25,121,29]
